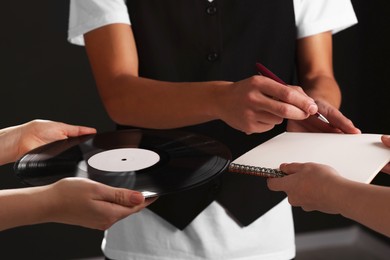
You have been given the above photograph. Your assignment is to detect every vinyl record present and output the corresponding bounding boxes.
[14,129,232,197]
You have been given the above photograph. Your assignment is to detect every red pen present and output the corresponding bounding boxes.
[255,62,330,124]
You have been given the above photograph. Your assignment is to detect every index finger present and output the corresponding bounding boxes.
[321,109,360,134]
[61,123,97,137]
[258,78,318,117]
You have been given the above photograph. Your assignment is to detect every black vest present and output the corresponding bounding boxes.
[125,0,297,230]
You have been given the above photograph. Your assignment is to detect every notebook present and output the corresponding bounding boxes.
[229,132,390,183]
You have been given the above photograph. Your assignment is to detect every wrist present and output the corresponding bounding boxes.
[39,183,61,224]
[331,178,359,217]
[301,75,342,109]
[0,125,22,165]
[207,81,233,120]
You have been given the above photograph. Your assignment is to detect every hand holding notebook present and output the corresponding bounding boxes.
[229,132,390,183]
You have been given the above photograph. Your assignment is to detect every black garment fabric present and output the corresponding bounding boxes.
[124,0,297,229]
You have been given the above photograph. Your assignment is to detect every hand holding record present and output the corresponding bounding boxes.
[14,129,232,198]
[0,119,96,165]
[0,120,152,231]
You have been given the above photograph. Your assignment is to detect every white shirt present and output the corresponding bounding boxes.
[68,1,357,259]
[68,0,358,45]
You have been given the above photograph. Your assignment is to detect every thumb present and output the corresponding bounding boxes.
[381,135,390,148]
[115,189,145,207]
[98,185,145,207]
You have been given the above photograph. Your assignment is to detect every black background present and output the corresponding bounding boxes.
[1,0,390,259]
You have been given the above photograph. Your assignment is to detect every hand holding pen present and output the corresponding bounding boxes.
[256,62,330,124]
[215,64,326,135]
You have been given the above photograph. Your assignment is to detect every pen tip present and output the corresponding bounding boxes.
[317,113,330,124]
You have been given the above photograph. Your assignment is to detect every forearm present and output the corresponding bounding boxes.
[98,75,230,128]
[85,24,227,128]
[85,24,318,132]
[0,186,52,231]
[297,32,341,108]
[332,180,390,237]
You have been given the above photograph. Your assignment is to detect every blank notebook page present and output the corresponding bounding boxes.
[232,132,390,183]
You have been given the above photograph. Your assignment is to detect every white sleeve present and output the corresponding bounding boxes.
[294,0,358,39]
[68,0,130,46]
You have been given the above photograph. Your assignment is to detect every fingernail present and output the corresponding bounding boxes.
[130,192,144,204]
[308,104,318,114]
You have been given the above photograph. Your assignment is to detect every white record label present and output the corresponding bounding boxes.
[87,148,160,172]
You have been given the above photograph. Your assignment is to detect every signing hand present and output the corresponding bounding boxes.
[217,76,318,134]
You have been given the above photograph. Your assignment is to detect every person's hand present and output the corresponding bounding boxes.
[267,162,346,214]
[16,119,96,157]
[1,119,96,164]
[381,135,390,174]
[286,99,360,134]
[44,178,156,230]
[217,76,319,134]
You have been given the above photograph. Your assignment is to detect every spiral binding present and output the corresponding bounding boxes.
[229,163,286,178]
